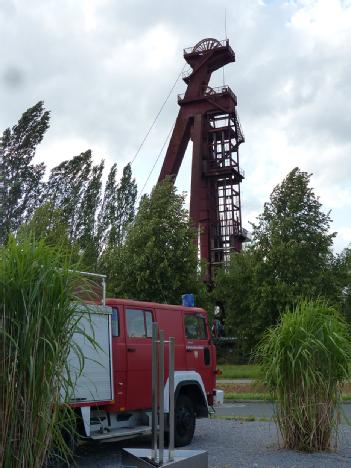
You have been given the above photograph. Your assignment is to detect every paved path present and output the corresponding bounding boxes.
[75,419,351,467]
[215,401,351,422]
[217,379,253,384]
[215,401,274,419]
[217,379,351,384]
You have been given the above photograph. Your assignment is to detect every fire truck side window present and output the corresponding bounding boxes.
[111,308,119,337]
[184,314,208,339]
[197,316,207,339]
[145,311,153,338]
[126,308,153,338]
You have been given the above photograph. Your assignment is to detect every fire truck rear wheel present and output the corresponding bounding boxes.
[174,394,195,447]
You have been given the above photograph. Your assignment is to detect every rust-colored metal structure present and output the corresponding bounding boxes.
[158,38,247,281]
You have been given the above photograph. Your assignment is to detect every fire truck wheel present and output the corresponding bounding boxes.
[174,394,195,447]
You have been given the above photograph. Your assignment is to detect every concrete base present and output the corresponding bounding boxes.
[121,448,208,467]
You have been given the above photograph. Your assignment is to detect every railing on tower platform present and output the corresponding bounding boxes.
[177,85,237,104]
[183,38,230,56]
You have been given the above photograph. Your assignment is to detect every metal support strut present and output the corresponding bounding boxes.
[122,322,207,467]
[151,322,175,465]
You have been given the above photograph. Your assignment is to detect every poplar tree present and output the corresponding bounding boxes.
[97,163,137,249]
[97,163,118,248]
[46,151,93,241]
[79,161,104,269]
[113,163,137,246]
[1,101,49,241]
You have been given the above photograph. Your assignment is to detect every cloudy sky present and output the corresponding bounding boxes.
[1,0,350,252]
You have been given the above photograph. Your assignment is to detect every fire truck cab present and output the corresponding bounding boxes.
[68,298,217,447]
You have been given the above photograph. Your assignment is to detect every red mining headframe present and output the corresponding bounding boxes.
[158,38,248,282]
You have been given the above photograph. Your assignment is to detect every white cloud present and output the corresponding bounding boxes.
[0,0,350,252]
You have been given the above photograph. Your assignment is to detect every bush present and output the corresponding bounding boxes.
[0,238,83,467]
[256,299,351,451]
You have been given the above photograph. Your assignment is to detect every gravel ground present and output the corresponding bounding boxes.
[75,419,351,467]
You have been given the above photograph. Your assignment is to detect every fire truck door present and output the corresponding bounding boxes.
[125,307,153,410]
[184,313,212,392]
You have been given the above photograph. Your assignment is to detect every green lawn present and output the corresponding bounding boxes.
[217,364,261,379]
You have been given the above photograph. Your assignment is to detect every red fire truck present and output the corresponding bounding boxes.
[68,297,218,447]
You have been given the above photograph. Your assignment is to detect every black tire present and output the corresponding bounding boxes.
[174,394,195,447]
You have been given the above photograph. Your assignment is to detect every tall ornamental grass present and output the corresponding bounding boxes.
[0,238,85,467]
[256,299,351,452]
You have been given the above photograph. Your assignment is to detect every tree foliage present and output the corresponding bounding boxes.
[214,168,340,354]
[17,202,73,252]
[98,163,137,250]
[1,101,49,241]
[1,102,138,271]
[251,167,336,299]
[46,150,97,241]
[44,153,136,270]
[337,245,351,320]
[214,249,259,353]
[103,178,205,304]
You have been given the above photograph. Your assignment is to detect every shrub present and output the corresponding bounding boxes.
[0,237,83,467]
[256,299,351,451]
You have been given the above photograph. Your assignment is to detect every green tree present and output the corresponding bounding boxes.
[114,163,137,246]
[97,163,137,250]
[45,154,137,270]
[251,167,336,313]
[17,202,78,258]
[97,163,118,248]
[215,167,338,354]
[46,150,93,241]
[1,101,49,241]
[46,151,105,269]
[337,245,351,320]
[214,249,259,354]
[79,161,104,269]
[103,178,204,304]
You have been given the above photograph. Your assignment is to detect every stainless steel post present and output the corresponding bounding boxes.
[102,277,106,305]
[151,323,158,462]
[159,330,165,465]
[168,336,175,462]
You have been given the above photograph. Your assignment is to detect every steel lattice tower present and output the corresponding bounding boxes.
[158,38,248,281]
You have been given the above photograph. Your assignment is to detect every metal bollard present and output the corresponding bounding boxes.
[168,336,175,462]
[158,330,165,464]
[122,323,208,467]
[151,323,158,462]
[150,324,176,466]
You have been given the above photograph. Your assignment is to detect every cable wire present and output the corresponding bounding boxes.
[130,64,186,166]
[137,122,175,202]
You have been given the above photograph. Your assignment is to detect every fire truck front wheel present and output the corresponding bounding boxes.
[174,394,195,447]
